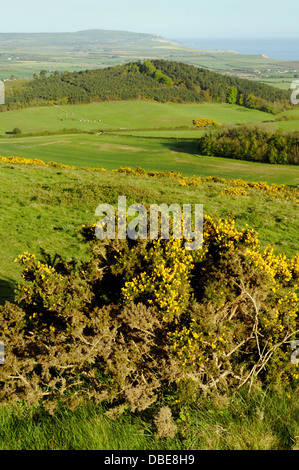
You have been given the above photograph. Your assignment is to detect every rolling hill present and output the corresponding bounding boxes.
[3,60,292,114]
[0,29,179,50]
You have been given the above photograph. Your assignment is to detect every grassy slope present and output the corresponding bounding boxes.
[0,101,274,134]
[0,99,299,450]
[1,162,298,305]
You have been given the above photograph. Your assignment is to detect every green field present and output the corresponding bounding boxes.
[0,101,277,135]
[1,101,299,186]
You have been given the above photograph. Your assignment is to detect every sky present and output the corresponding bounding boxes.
[0,0,298,39]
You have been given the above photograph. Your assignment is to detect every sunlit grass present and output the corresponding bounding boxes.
[0,385,298,450]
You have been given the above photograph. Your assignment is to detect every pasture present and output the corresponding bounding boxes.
[0,101,299,185]
[0,101,274,135]
[1,134,299,185]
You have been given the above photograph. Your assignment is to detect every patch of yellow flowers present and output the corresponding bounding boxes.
[193,118,221,128]
[220,187,248,198]
[122,238,193,322]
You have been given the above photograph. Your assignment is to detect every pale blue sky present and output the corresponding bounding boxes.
[1,0,298,38]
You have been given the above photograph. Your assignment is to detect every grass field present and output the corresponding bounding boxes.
[0,101,299,187]
[1,30,298,85]
[1,101,299,137]
[0,101,276,135]
[1,161,298,305]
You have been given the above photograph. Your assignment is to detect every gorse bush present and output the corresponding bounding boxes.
[12,128,22,135]
[193,118,220,128]
[0,216,298,413]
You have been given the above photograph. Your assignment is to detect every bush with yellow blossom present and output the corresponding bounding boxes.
[0,215,298,413]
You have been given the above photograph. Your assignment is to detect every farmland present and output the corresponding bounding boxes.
[0,101,275,135]
[0,101,299,185]
[0,100,299,185]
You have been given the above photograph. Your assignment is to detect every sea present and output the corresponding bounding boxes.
[174,38,299,61]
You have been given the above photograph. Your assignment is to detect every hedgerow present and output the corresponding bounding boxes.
[198,125,299,165]
[0,215,298,414]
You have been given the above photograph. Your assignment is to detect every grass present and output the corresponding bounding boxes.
[0,101,299,187]
[1,134,299,185]
[0,101,275,135]
[0,386,298,450]
[1,99,299,136]
[1,101,299,187]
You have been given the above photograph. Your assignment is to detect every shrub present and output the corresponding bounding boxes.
[198,125,299,165]
[193,118,220,128]
[12,128,22,134]
[0,217,298,413]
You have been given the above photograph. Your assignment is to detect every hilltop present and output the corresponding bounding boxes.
[3,60,292,114]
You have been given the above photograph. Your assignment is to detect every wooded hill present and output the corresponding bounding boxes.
[3,60,292,114]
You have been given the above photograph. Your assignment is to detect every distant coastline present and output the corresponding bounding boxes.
[174,37,299,61]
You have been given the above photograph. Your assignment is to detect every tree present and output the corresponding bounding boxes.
[226,87,238,104]
[12,127,22,134]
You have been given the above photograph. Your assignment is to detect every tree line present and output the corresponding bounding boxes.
[197,124,299,165]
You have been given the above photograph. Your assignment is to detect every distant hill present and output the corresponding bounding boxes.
[0,29,179,50]
[1,29,298,85]
[3,59,292,114]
